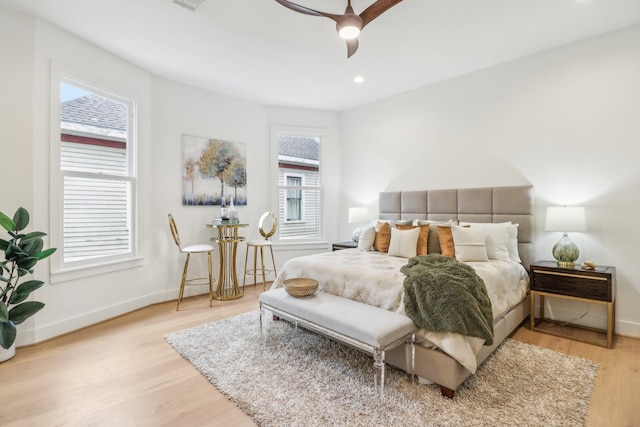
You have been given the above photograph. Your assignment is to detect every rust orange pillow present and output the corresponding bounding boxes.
[396,223,429,255]
[437,225,456,257]
[437,224,469,257]
[373,221,391,253]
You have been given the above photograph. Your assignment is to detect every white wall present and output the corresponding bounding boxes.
[1,10,34,213]
[339,25,640,338]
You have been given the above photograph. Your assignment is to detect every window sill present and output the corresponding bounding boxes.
[50,256,144,284]
[272,241,330,252]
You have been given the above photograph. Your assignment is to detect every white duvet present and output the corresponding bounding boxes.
[271,249,529,373]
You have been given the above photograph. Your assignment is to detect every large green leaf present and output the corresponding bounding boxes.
[13,207,29,231]
[19,232,47,246]
[0,302,8,322]
[21,238,44,257]
[16,256,38,271]
[37,247,57,260]
[0,238,10,251]
[9,301,44,325]
[0,212,15,232]
[5,243,22,259]
[0,320,17,349]
[8,280,44,304]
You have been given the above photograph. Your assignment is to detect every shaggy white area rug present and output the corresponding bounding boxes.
[165,311,598,427]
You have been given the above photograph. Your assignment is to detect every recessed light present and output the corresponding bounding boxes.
[353,76,365,84]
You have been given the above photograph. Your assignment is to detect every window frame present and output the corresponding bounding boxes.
[49,63,142,283]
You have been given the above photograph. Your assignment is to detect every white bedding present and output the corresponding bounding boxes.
[271,249,529,373]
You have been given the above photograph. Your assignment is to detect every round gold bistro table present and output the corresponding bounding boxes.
[207,221,248,300]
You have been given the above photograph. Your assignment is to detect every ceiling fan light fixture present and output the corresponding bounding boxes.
[274,0,404,57]
[338,25,360,39]
[337,12,363,39]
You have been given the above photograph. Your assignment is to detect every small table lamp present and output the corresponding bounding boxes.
[545,206,586,267]
[348,207,369,243]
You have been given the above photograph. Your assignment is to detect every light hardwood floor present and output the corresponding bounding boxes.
[1,286,638,426]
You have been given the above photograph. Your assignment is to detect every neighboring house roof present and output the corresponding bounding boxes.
[278,135,319,161]
[61,94,127,142]
[61,94,127,131]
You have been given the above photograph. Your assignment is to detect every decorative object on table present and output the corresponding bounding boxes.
[165,311,598,427]
[283,278,319,297]
[181,134,247,206]
[243,212,278,291]
[545,206,586,267]
[581,260,596,270]
[273,0,404,58]
[168,214,215,310]
[0,207,56,361]
[348,206,369,243]
[228,197,238,224]
[219,197,228,220]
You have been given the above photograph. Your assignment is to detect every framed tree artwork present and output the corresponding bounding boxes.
[182,134,247,206]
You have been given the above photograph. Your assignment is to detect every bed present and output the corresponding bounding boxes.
[271,185,534,398]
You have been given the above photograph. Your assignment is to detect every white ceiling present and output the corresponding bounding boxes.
[2,0,640,111]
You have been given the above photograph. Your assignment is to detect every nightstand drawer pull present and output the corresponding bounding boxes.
[532,269,607,281]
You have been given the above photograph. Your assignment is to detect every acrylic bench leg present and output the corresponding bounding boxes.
[373,348,385,399]
[405,332,416,381]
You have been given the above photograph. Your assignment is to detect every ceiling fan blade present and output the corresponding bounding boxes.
[359,0,403,28]
[274,0,342,23]
[346,38,359,58]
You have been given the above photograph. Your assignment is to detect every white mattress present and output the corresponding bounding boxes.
[271,249,529,372]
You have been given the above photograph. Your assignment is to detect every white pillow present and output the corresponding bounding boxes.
[481,224,510,260]
[462,222,520,262]
[357,226,376,251]
[451,224,489,262]
[387,227,420,258]
[506,223,521,262]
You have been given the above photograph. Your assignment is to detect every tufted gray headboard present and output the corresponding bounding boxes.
[379,185,534,270]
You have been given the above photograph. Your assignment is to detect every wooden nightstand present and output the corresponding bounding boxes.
[529,261,616,348]
[332,241,357,251]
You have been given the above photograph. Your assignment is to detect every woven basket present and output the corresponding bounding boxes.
[284,278,319,298]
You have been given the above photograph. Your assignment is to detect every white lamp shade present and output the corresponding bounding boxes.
[545,207,586,232]
[348,207,369,224]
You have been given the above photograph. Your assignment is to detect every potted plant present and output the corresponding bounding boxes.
[0,207,56,361]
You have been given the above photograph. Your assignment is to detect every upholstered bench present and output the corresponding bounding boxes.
[259,288,416,398]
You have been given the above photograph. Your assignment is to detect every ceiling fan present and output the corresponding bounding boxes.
[274,0,403,58]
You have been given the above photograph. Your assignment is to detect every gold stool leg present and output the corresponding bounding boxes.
[268,245,277,278]
[177,253,191,311]
[252,246,258,287]
[259,246,267,291]
[207,251,213,307]
[243,244,250,289]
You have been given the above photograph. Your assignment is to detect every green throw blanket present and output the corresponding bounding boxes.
[401,254,494,345]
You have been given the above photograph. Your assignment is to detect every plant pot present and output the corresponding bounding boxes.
[0,342,16,362]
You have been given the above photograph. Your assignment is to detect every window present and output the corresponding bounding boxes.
[275,133,322,241]
[285,175,302,221]
[52,74,138,274]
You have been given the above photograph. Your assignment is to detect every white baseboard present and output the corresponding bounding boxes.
[16,288,184,347]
